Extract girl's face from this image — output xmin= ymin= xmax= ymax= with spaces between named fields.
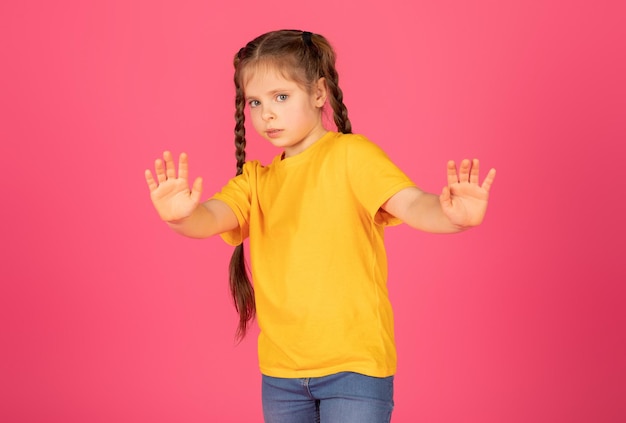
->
xmin=244 ymin=68 xmax=328 ymax=158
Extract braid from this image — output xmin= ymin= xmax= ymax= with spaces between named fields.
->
xmin=307 ymin=32 xmax=352 ymax=134
xmin=234 ymin=84 xmax=247 ymax=175
xmin=228 ymin=57 xmax=255 ymax=342
xmin=228 ymin=244 xmax=255 ymax=342
xmin=325 ymin=68 xmax=352 ymax=134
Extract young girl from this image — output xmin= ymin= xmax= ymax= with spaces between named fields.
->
xmin=145 ymin=29 xmax=496 ymax=423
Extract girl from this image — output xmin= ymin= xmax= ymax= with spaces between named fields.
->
xmin=145 ymin=29 xmax=496 ymax=423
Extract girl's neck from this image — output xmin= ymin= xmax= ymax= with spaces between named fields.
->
xmin=282 ymin=127 xmax=329 ymax=159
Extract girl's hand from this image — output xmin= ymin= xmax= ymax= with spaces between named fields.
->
xmin=440 ymin=159 xmax=496 ymax=228
xmin=145 ymin=151 xmax=203 ymax=222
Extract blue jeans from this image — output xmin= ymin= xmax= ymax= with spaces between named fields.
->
xmin=262 ymin=372 xmax=394 ymax=423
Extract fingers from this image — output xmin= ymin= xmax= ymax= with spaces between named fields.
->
xmin=178 ymin=152 xmax=189 ymax=181
xmin=446 ymin=160 xmax=459 ymax=186
xmin=145 ymin=169 xmax=158 ymax=192
xmin=458 ymin=159 xmax=472 ymax=183
xmin=148 ymin=151 xmax=190 ymax=187
xmin=155 ymin=157 xmax=167 ymax=184
xmin=164 ymin=151 xmax=176 ymax=180
xmin=469 ymin=159 xmax=479 ymax=184
xmin=446 ymin=159 xmax=474 ymax=184
xmin=447 ymin=159 xmax=489 ymax=184
xmin=481 ymin=168 xmax=497 ymax=193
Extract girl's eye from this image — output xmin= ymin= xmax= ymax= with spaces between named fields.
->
xmin=276 ymin=94 xmax=288 ymax=102
xmin=249 ymin=100 xmax=260 ymax=108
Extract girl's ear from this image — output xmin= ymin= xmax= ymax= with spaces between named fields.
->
xmin=314 ymin=77 xmax=328 ymax=108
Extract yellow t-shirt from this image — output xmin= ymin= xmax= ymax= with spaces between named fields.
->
xmin=212 ymin=131 xmax=416 ymax=378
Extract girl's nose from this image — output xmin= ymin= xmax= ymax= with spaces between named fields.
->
xmin=262 ymin=108 xmax=275 ymax=121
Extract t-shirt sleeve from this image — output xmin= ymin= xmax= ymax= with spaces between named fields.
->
xmin=210 ymin=161 xmax=258 ymax=246
xmin=346 ymin=135 xmax=416 ymax=226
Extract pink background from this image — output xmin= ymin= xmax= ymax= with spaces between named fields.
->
xmin=1 ymin=0 xmax=625 ymax=422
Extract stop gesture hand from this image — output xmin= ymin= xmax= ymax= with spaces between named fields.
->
xmin=440 ymin=159 xmax=496 ymax=228
xmin=145 ymin=151 xmax=203 ymax=222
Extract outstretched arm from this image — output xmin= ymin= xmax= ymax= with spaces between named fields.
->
xmin=145 ymin=151 xmax=238 ymax=238
xmin=382 ymin=159 xmax=496 ymax=233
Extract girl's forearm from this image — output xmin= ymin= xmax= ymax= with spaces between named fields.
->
xmin=167 ymin=200 xmax=238 ymax=239
xmin=403 ymin=191 xmax=464 ymax=234
xmin=383 ymin=187 xmax=463 ymax=234
xmin=166 ymin=203 xmax=215 ymax=238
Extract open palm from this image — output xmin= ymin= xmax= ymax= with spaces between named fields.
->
xmin=440 ymin=159 xmax=496 ymax=228
xmin=145 ymin=151 xmax=203 ymax=222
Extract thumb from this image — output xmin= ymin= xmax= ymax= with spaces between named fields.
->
xmin=440 ymin=186 xmax=452 ymax=209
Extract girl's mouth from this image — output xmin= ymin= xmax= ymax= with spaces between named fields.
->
xmin=266 ymin=129 xmax=282 ymax=138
